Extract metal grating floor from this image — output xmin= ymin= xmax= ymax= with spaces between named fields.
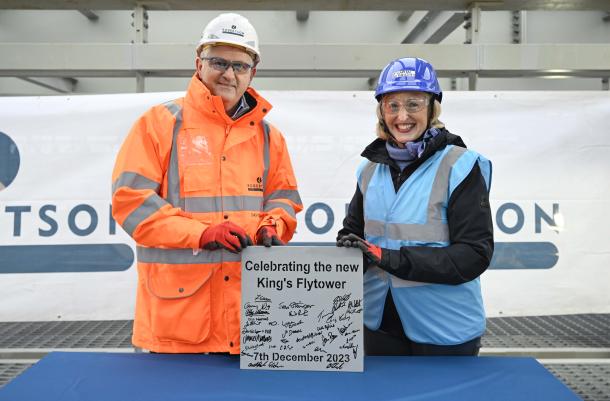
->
xmin=0 ymin=320 xmax=133 ymax=349
xmin=0 ymin=363 xmax=32 ymax=388
xmin=2 ymin=314 xmax=608 ymax=349
xmin=484 ymin=314 xmax=610 ymax=348
xmin=544 ymin=364 xmax=610 ymax=401
xmin=1 ymin=315 xmax=608 ymax=398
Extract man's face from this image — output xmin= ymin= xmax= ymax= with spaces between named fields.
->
xmin=196 ymin=45 xmax=256 ymax=113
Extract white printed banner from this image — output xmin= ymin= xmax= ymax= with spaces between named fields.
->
xmin=0 ymin=91 xmax=609 ymax=321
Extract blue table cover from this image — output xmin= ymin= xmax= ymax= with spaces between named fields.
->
xmin=0 ymin=352 xmax=580 ymax=401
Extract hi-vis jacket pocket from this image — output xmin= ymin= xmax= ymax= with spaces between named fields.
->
xmin=179 ymin=131 xmax=214 ymax=166
xmin=183 ymin=165 xmax=217 ymax=194
xmin=146 ymin=264 xmax=213 ymax=344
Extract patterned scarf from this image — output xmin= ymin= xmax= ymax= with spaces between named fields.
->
xmin=386 ymin=128 xmax=441 ymax=170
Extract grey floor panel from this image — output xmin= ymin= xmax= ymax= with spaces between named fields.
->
xmin=0 ymin=314 xmax=608 ymax=349
xmin=545 ymin=364 xmax=610 ymax=401
xmin=1 ymin=314 xmax=608 ymax=398
xmin=0 ymin=320 xmax=133 ymax=349
xmin=0 ymin=363 xmax=32 ymax=388
xmin=484 ymin=314 xmax=610 ymax=348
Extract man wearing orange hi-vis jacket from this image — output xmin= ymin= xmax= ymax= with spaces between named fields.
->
xmin=111 ymin=13 xmax=303 ymax=354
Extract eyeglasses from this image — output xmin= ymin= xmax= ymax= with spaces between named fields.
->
xmin=201 ymin=56 xmax=253 ymax=74
xmin=381 ymin=98 xmax=429 ymax=115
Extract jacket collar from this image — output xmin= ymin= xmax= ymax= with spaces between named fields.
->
xmin=183 ymin=74 xmax=272 ymax=127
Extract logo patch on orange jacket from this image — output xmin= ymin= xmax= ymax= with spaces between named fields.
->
xmin=248 ymin=177 xmax=263 ymax=192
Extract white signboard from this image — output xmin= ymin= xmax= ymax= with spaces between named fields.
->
xmin=240 ymin=246 xmax=363 ymax=372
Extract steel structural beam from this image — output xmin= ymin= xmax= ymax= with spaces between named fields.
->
xmin=78 ymin=9 xmax=99 ymax=20
xmin=397 ymin=11 xmax=414 ymax=23
xmin=1 ymin=43 xmax=609 ymax=78
xmin=18 ymin=77 xmax=77 ymax=93
xmin=296 ymin=10 xmax=309 ymax=22
xmin=1 ymin=0 xmax=609 ymax=11
xmin=425 ymin=12 xmax=466 ymax=44
xmin=402 ymin=11 xmax=441 ymax=43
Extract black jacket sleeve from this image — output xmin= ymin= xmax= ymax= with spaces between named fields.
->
xmin=337 ymin=186 xmax=365 ymax=240
xmin=379 ymin=163 xmax=494 ymax=285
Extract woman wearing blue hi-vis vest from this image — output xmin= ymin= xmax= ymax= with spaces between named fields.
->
xmin=337 ymin=57 xmax=494 ymax=356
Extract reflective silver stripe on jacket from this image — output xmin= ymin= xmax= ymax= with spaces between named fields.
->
xmin=363 ymin=146 xmax=467 ymax=243
xmin=112 ymin=171 xmax=160 ymax=195
xmin=115 ymin=103 xmax=179 ymax=237
xmin=164 ymin=101 xmax=184 ymax=209
xmin=259 ymin=121 xmax=301 ymax=215
xmin=137 ymin=246 xmax=241 ymax=264
xmin=364 ymin=146 xmax=467 ymax=288
xmin=135 ymin=112 xmax=295 ymax=264
xmin=162 ymin=113 xmax=276 ymax=214
xmin=264 ymin=201 xmax=296 ymax=218
xmin=264 ymin=189 xmax=302 ymax=205
xmin=427 ymin=146 xmax=466 ymax=231
xmin=359 ymin=161 xmax=377 ymax=208
xmin=262 ymin=120 xmax=270 ymax=190
xmin=123 ymin=194 xmax=170 ymax=236
xmin=184 ymin=195 xmax=264 ymax=213
xmin=364 ymin=219 xmax=449 ymax=243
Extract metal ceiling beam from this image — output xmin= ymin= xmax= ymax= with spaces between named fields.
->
xmin=512 ymin=10 xmax=527 ymax=43
xmin=1 ymin=0 xmax=609 ymax=11
xmin=402 ymin=11 xmax=441 ymax=43
xmin=1 ymin=43 xmax=609 ymax=78
xmin=397 ymin=11 xmax=414 ymax=23
xmin=296 ymin=10 xmax=309 ymax=22
xmin=425 ymin=12 xmax=465 ymax=44
xmin=18 ymin=77 xmax=77 ymax=93
xmin=78 ymin=9 xmax=99 ymax=20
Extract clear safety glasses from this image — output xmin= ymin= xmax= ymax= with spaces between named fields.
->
xmin=201 ymin=56 xmax=253 ymax=74
xmin=381 ymin=97 xmax=430 ymax=115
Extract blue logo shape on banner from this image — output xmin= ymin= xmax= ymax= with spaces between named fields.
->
xmin=0 ymin=244 xmax=135 ymax=273
xmin=489 ymin=242 xmax=558 ymax=269
xmin=0 ymin=131 xmax=20 ymax=191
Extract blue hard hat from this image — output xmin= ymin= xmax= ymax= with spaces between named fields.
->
xmin=374 ymin=57 xmax=442 ymax=103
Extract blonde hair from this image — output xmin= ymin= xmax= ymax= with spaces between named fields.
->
xmin=375 ymin=96 xmax=444 ymax=141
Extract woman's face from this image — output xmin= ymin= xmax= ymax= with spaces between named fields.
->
xmin=381 ymin=91 xmax=430 ymax=147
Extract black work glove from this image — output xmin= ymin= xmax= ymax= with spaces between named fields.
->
xmin=337 ymin=233 xmax=362 ymax=248
xmin=336 ymin=233 xmax=385 ymax=272
xmin=256 ymin=226 xmax=285 ymax=247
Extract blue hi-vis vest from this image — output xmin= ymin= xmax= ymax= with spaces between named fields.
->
xmin=357 ymin=145 xmax=492 ymax=345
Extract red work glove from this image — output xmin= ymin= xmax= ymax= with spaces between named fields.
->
xmin=256 ymin=226 xmax=285 ymax=247
xmin=337 ymin=233 xmax=382 ymax=267
xmin=199 ymin=221 xmax=253 ymax=253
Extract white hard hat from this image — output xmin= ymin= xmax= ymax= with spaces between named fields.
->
xmin=197 ymin=13 xmax=260 ymax=63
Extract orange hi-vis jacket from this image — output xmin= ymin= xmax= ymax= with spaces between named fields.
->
xmin=111 ymin=75 xmax=302 ymax=354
